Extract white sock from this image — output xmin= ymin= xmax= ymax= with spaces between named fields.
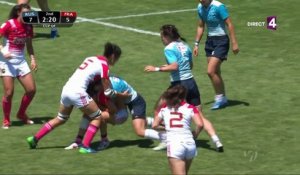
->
xmin=159 ymin=131 xmax=167 ymax=143
xmin=211 ymin=135 xmax=220 ymax=143
xmin=144 ymin=129 xmax=160 ymax=140
xmin=146 ymin=117 xmax=154 ymax=128
xmin=215 ymin=94 xmax=224 ymax=101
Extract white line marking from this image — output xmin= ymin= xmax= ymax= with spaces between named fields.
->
xmin=1 ymin=0 xmax=174 ymax=36
xmin=92 ymin=8 xmax=196 ymax=21
xmin=76 ymin=17 xmax=160 ymax=36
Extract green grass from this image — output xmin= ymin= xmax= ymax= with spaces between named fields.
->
xmin=0 ymin=0 xmax=299 ymax=174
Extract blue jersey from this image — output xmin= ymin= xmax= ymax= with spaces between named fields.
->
xmin=197 ymin=0 xmax=229 ymax=36
xmin=109 ymin=75 xmax=137 ymax=103
xmin=164 ymin=41 xmax=193 ymax=82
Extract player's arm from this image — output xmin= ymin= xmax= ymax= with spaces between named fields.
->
xmin=192 ymin=111 xmax=204 ymax=139
xmin=144 ymin=49 xmax=178 ymax=72
xmin=225 ymin=17 xmax=239 ymax=54
xmin=152 ymin=112 xmax=165 ymax=131
xmin=0 ymin=23 xmax=12 ymax=58
xmin=26 ymin=37 xmax=37 ymax=71
xmin=103 ymin=78 xmax=130 ymax=99
xmin=193 ymin=19 xmax=205 ymax=56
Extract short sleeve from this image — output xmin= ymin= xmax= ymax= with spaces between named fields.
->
xmin=0 ymin=22 xmax=10 ymax=37
xmin=164 ymin=49 xmax=177 ymax=64
xmin=218 ymin=4 xmax=229 ymax=20
xmin=197 ymin=4 xmax=203 ymax=20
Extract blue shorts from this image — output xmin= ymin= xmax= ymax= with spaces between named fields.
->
xmin=205 ymin=35 xmax=229 ymax=61
xmin=170 ymin=78 xmax=201 ymax=106
xmin=127 ymin=93 xmax=146 ymax=119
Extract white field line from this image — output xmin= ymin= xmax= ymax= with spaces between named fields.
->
xmin=0 ymin=1 xmax=193 ymax=36
xmin=91 ymin=8 xmax=196 ymax=21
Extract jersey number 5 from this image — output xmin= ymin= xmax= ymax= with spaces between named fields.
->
xmin=170 ymin=112 xmax=183 ymax=128
xmin=79 ymin=59 xmax=94 ymax=70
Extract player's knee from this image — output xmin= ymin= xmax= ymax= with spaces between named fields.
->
xmin=88 ymin=109 xmax=102 ymax=120
xmin=134 ymin=128 xmax=145 ymax=137
xmin=25 ymin=89 xmax=36 ymax=97
xmin=114 ymin=109 xmax=128 ymax=125
xmin=57 ymin=112 xmax=70 ymax=121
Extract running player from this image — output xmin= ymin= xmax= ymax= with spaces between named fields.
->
xmin=0 ymin=4 xmax=37 ymax=129
xmin=144 ymin=24 xmax=224 ymax=152
xmin=26 ymin=42 xmax=122 ymax=153
xmin=65 ymin=75 xmax=166 ymax=150
xmin=193 ymin=0 xmax=239 ymax=110
xmin=152 ymin=85 xmax=203 ymax=175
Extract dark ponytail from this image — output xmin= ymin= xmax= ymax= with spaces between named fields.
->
xmin=160 ymin=24 xmax=186 ymax=42
xmin=103 ymin=42 xmax=122 ymax=59
xmin=163 ymin=85 xmax=187 ymax=108
xmin=9 ymin=4 xmax=31 ymax=19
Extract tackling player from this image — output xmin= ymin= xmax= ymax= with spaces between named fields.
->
xmin=152 ymin=85 xmax=203 ymax=175
xmin=144 ymin=24 xmax=224 ymax=152
xmin=0 ymin=4 xmax=37 ymax=129
xmin=26 ymin=42 xmax=122 ymax=153
xmin=65 ymin=75 xmax=166 ymax=150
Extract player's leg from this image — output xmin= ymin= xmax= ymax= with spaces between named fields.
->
xmin=168 ymin=158 xmax=186 ymax=175
xmin=79 ymin=100 xmax=110 ymax=153
xmin=17 ymin=72 xmax=36 ymax=124
xmin=1 ymin=76 xmax=14 ymax=129
xmin=185 ymin=159 xmax=193 ymax=175
xmin=36 ymin=0 xmax=50 ymax=11
xmin=197 ymin=106 xmax=224 ymax=152
xmin=27 ymin=104 xmax=73 ymax=149
xmin=64 ymin=115 xmax=90 ymax=150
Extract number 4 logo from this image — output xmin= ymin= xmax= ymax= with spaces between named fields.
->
xmin=267 ymin=16 xmax=277 ymax=30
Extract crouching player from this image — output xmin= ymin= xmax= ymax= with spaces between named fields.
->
xmin=152 ymin=85 xmax=203 ymax=175
xmin=26 ymin=42 xmax=122 ymax=154
xmin=65 ymin=75 xmax=166 ymax=150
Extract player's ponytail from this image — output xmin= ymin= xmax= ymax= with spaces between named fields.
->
xmin=160 ymin=24 xmax=186 ymax=42
xmin=103 ymin=42 xmax=122 ymax=61
xmin=9 ymin=4 xmax=31 ymax=19
xmin=163 ymin=85 xmax=187 ymax=108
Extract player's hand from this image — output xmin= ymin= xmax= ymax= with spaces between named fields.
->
xmin=193 ymin=46 xmax=199 ymax=57
xmin=0 ymin=47 xmax=12 ymax=59
xmin=232 ymin=42 xmax=239 ymax=55
xmin=144 ymin=65 xmax=156 ymax=72
xmin=30 ymin=58 xmax=38 ymax=72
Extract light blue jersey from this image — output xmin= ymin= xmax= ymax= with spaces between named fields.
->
xmin=164 ymin=41 xmax=193 ymax=82
xmin=197 ymin=0 xmax=229 ymax=36
xmin=109 ymin=75 xmax=137 ymax=104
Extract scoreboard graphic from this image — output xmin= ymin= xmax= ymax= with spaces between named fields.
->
xmin=22 ymin=11 xmax=77 ymax=27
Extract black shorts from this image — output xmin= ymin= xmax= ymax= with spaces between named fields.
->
xmin=170 ymin=78 xmax=201 ymax=106
xmin=205 ymin=35 xmax=229 ymax=61
xmin=127 ymin=93 xmax=146 ymax=120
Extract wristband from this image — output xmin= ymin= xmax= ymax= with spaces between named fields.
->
xmin=194 ymin=41 xmax=199 ymax=46
xmin=154 ymin=67 xmax=160 ymax=72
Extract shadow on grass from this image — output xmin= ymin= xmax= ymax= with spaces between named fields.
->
xmin=11 ymin=116 xmax=52 ymax=126
xmin=195 ymin=139 xmax=217 ymax=152
xmin=204 ymin=99 xmax=250 ymax=108
xmin=33 ymin=32 xmax=60 ymax=41
xmin=91 ymin=139 xmax=154 ymax=150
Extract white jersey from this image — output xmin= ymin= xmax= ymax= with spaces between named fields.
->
xmin=64 ymin=56 xmax=109 ymax=92
xmin=158 ymin=101 xmax=199 ymax=142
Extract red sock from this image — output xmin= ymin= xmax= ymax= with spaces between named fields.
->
xmin=2 ymin=97 xmax=12 ymax=124
xmin=35 ymin=122 xmax=53 ymax=140
xmin=17 ymin=94 xmax=34 ymax=117
xmin=82 ymin=124 xmax=98 ymax=148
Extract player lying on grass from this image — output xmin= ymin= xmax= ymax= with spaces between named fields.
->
xmin=26 ymin=42 xmax=123 ymax=154
xmin=65 ymin=75 xmax=166 ymax=151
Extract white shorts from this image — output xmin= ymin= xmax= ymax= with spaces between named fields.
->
xmin=167 ymin=140 xmax=197 ymax=160
xmin=60 ymin=86 xmax=93 ymax=108
xmin=0 ymin=60 xmax=31 ymax=77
